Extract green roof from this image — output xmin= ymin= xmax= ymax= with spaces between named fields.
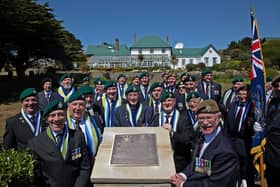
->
xmin=131 ymin=36 xmax=171 ymax=48
xmin=172 ymin=44 xmax=219 ymax=57
xmin=86 ymin=43 xmax=130 ymax=56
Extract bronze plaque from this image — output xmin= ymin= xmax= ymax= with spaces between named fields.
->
xmin=111 ymin=133 xmax=159 ymax=166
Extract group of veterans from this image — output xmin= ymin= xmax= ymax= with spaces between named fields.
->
xmin=2 ymin=68 xmax=280 ymax=187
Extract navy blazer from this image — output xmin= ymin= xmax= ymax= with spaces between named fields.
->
xmin=37 ymin=90 xmax=63 ymax=112
xmin=182 ymin=129 xmax=239 ymax=187
xmin=197 ymin=80 xmax=222 ymax=103
xmin=3 ymin=112 xmax=46 ymax=150
xmin=28 ymin=129 xmax=90 ymax=187
xmin=113 ymin=103 xmax=154 ymax=127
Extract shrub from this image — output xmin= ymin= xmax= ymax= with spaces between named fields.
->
xmin=0 ymin=149 xmax=35 ymax=187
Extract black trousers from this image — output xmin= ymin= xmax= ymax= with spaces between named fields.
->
xmin=266 ymin=164 xmax=280 ymax=187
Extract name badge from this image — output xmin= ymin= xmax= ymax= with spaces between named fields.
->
xmin=71 ymin=147 xmax=81 ymax=160
xmin=195 ymin=157 xmax=212 ymax=176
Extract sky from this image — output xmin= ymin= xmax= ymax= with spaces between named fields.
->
xmin=38 ymin=0 xmax=280 ymax=50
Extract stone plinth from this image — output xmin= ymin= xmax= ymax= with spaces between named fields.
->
xmin=91 ymin=127 xmax=175 ymax=186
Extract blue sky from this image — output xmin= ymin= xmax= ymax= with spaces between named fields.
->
xmin=38 ymin=0 xmax=279 ymax=50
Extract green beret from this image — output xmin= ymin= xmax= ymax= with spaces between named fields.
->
xmin=201 ymin=68 xmax=212 ymax=77
xmin=68 ymin=91 xmax=85 ymax=103
xmin=176 ymin=81 xmax=185 ymax=88
xmin=117 ymin=74 xmax=126 ymax=80
xmin=232 ymin=76 xmax=244 ymax=83
xmin=79 ymin=85 xmax=93 ymax=95
xmin=43 ymin=99 xmax=65 ymax=117
xmin=160 ymin=91 xmax=175 ymax=102
xmin=19 ymin=88 xmax=37 ymax=101
xmin=180 ymin=73 xmax=188 ymax=79
xmin=167 ymin=73 xmax=177 ymax=79
xmin=94 ymin=78 xmax=104 ymax=85
xmin=266 ymin=76 xmax=272 ymax=82
xmin=104 ymin=80 xmax=116 ymax=90
xmin=125 ymin=85 xmax=139 ymax=95
xmin=139 ymin=72 xmax=149 ymax=79
xmin=82 ymin=76 xmax=90 ymax=82
xmin=272 ymin=75 xmax=280 ymax=87
xmin=59 ymin=73 xmax=71 ymax=84
xmin=196 ymin=99 xmax=220 ymax=114
xmin=186 ymin=92 xmax=200 ymax=102
xmin=184 ymin=75 xmax=196 ymax=82
xmin=150 ymin=82 xmax=162 ymax=91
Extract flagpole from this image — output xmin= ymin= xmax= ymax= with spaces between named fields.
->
xmin=249 ymin=7 xmax=266 ymax=187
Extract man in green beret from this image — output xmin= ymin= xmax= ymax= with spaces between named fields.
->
xmin=222 ymin=76 xmax=245 ymax=108
xmin=131 ymin=75 xmax=140 ymax=86
xmin=95 ymin=80 xmax=123 ymax=128
xmin=148 ymin=82 xmax=163 ymax=110
xmin=67 ymin=91 xmax=102 ymax=163
xmin=82 ymin=76 xmax=90 ymax=86
xmin=116 ymin=74 xmax=128 ymax=99
xmin=57 ymin=73 xmax=76 ymax=103
xmin=184 ymin=74 xmax=197 ymax=94
xmin=158 ymin=91 xmax=195 ymax=172
xmin=28 ymin=99 xmax=90 ymax=187
xmin=161 ymin=72 xmax=169 ymax=89
xmin=225 ymin=85 xmax=256 ymax=187
xmin=186 ymin=92 xmax=202 ymax=129
xmin=175 ymin=81 xmax=188 ymax=112
xmin=37 ymin=77 xmax=63 ymax=112
xmin=170 ymin=99 xmax=239 ymax=187
xmin=138 ymin=71 xmax=151 ymax=103
xmin=197 ymin=68 xmax=222 ymax=103
xmin=93 ymin=77 xmax=105 ymax=103
xmin=165 ymin=73 xmax=177 ymax=94
xmin=79 ymin=85 xmax=104 ymax=132
xmin=4 ymin=88 xmax=45 ymax=150
xmin=114 ymin=85 xmax=154 ymax=127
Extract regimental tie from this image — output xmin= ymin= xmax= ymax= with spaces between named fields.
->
xmin=30 ymin=115 xmax=36 ymax=128
xmin=165 ymin=114 xmax=170 ymax=124
xmin=205 ymin=83 xmax=210 ymax=98
xmin=154 ymin=100 xmax=159 ymax=114
xmin=56 ymin=133 xmax=62 ymax=147
xmin=235 ymin=103 xmax=244 ymax=132
xmin=45 ymin=92 xmax=51 ymax=103
xmin=197 ymin=134 xmax=205 ymax=157
xmin=75 ymin=120 xmax=81 ymax=130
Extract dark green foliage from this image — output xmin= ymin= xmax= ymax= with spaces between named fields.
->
xmin=0 ymin=0 xmax=85 ymax=77
xmin=0 ymin=149 xmax=35 ymax=187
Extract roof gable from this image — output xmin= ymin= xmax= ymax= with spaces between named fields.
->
xmin=131 ymin=36 xmax=171 ymax=48
xmin=173 ymin=44 xmax=219 ymax=57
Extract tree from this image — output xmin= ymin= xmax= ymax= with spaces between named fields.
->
xmin=0 ymin=0 xmax=85 ymax=77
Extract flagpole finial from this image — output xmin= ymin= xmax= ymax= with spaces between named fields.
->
xmin=250 ymin=7 xmax=254 ymax=16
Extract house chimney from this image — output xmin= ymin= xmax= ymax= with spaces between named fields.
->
xmin=115 ymin=38 xmax=119 ymax=51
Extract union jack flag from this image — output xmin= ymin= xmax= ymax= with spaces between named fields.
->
xmin=250 ymin=9 xmax=266 ymax=146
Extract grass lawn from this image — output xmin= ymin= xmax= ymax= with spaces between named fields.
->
xmin=0 ymin=102 xmax=21 ymax=143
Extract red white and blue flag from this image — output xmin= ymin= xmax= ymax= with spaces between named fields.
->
xmin=249 ymin=9 xmax=266 ymax=146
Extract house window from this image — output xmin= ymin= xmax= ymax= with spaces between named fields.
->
xmin=209 ymin=49 xmax=212 ymax=53
xmin=189 ymin=59 xmax=193 ymax=64
xmin=213 ymin=57 xmax=217 ymax=64
xmin=150 ymin=49 xmax=154 ymax=54
xmin=182 ymin=59 xmax=186 ymax=66
xmin=139 ymin=49 xmax=142 ymax=54
xmin=161 ymin=48 xmax=165 ymax=53
xmin=204 ymin=57 xmax=209 ymax=65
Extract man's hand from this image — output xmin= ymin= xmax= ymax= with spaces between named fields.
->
xmin=170 ymin=173 xmax=185 ymax=187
